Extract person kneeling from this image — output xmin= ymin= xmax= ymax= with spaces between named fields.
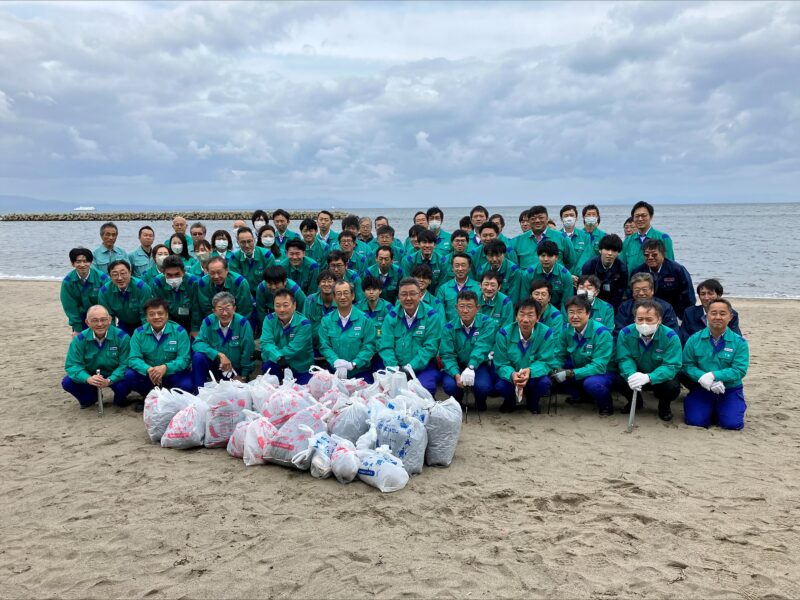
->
xmin=191 ymin=291 xmax=255 ymax=391
xmin=492 ymin=298 xmax=557 ymax=414
xmin=440 ymin=290 xmax=498 ymax=411
xmin=553 ymin=295 xmax=615 ymax=415
xmin=682 ymin=298 xmax=749 ymax=430
xmin=126 ymin=298 xmax=193 ymax=410
xmin=259 ymin=288 xmax=314 ymax=384
xmin=615 ymin=299 xmax=682 ymax=421
xmin=318 ymin=279 xmax=378 ymax=382
xmin=62 ymin=305 xmax=136 ymax=408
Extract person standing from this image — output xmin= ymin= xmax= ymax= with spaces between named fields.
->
xmin=93 ymin=222 xmax=128 ymax=273
xmin=61 ymin=247 xmax=109 ymax=335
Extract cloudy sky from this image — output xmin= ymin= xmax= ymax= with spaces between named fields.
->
xmin=0 ymin=1 xmax=798 ymax=208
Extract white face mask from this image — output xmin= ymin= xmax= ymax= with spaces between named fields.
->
xmin=261 ymin=236 xmax=275 ymax=247
xmin=254 ymin=219 xmax=266 ymax=229
xmin=576 ymin=289 xmax=595 ymax=302
xmin=215 ymin=240 xmax=229 ymax=251
xmin=171 ymin=244 xmax=183 ymax=254
xmin=166 ymin=276 xmax=183 ymax=290
xmin=429 ymin=220 xmax=441 ymax=231
xmin=636 ymin=322 xmax=659 ymax=337
xmin=155 ymin=255 xmax=167 ymax=267
xmin=562 ymin=217 xmax=576 ymax=228
xmin=196 ymin=251 xmax=210 ymax=262
xmin=584 ymin=216 xmax=598 ymax=227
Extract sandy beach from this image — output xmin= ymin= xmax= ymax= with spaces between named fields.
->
xmin=1 ymin=280 xmax=798 ymax=599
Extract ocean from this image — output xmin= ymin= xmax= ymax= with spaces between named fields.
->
xmin=0 ymin=202 xmax=796 ymax=299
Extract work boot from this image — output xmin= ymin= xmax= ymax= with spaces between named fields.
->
xmin=499 ymin=399 xmax=516 ymax=413
xmin=658 ymin=399 xmax=673 ymax=422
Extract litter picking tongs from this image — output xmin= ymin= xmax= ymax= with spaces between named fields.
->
xmin=626 ymin=389 xmax=639 ymax=433
xmin=462 ymin=385 xmax=481 ymax=424
xmin=95 ymin=369 xmax=104 ymax=416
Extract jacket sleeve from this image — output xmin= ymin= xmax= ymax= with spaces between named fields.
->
xmin=492 ymin=329 xmax=515 ymax=382
xmin=615 ymin=333 xmax=638 ymax=380
xmin=281 ymin=320 xmax=313 ymax=363
xmin=352 ymin=318 xmax=378 ymax=372
xmin=317 ymin=316 xmax=339 ymax=366
xmin=234 ymin=279 xmax=253 ymax=318
xmin=573 ymin=328 xmax=613 ymax=379
xmin=712 ymin=339 xmax=749 ymax=385
xmin=165 ymin=329 xmax=191 ymax=375
xmin=439 ymin=325 xmax=460 ymax=376
xmin=64 ymin=337 xmax=91 ymax=383
xmin=530 ymin=327 xmax=557 ymax=378
xmin=137 ymin=281 xmax=154 ymax=323
xmin=662 ymin=304 xmax=679 ymax=333
xmin=681 ymin=337 xmax=706 ymax=383
xmin=648 ymin=332 xmax=683 ymax=384
xmin=408 ymin=311 xmax=442 ymax=371
xmin=239 ymin=320 xmax=255 ymax=377
xmin=255 ymin=284 xmax=268 ymax=324
xmin=259 ymin=321 xmax=281 ymax=364
xmin=60 ymin=280 xmax=84 ymax=332
xmin=379 ymin=317 xmax=399 ymax=367
xmin=468 ymin=319 xmax=498 ymax=369
xmin=109 ymin=334 xmax=131 ymax=383
xmin=191 ymin=318 xmax=219 ymax=361
xmin=127 ymin=333 xmax=150 ymax=376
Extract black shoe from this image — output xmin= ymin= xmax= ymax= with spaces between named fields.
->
xmin=658 ymin=400 xmax=673 ymax=422
xmin=132 ymin=401 xmax=145 ymax=413
xmin=622 ymin=397 xmax=644 ymax=413
xmin=475 ymin=400 xmax=488 ymax=412
xmin=499 ymin=401 xmax=516 ymax=413
xmin=79 ymin=401 xmax=97 ymax=410
xmin=527 ymin=403 xmax=541 ymax=414
xmin=599 ymin=407 xmax=613 ymax=416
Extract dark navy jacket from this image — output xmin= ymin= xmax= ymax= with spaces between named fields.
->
xmin=581 ymin=256 xmax=628 ymax=310
xmin=679 ymin=304 xmax=741 ymax=345
xmin=614 ymin=297 xmax=678 ymax=338
xmin=631 ymin=258 xmax=695 ymax=319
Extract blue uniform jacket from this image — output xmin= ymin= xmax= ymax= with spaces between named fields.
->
xmin=631 ymin=258 xmax=696 ymax=319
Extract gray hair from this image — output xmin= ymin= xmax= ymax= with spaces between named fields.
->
xmin=334 ymin=279 xmax=354 ymax=295
xmin=630 ymin=272 xmax=655 ymax=289
xmin=212 ymin=291 xmax=236 ymax=308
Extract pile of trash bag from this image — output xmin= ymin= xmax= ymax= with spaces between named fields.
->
xmin=142 ymin=367 xmax=463 ymax=493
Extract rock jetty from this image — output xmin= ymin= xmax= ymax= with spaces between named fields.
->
xmin=0 ymin=210 xmax=348 ymax=222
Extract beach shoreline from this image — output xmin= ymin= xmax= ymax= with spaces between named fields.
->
xmin=1 ymin=280 xmax=798 ymax=599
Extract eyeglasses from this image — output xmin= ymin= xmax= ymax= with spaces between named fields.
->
xmin=398 ymin=292 xmax=419 ymax=299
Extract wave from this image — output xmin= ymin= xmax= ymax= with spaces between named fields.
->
xmin=0 ymin=273 xmax=62 ymax=281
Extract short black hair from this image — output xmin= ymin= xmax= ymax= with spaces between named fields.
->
xmin=143 ymin=297 xmax=170 ymax=314
xmin=577 ymin=274 xmax=601 ymax=289
xmin=479 ymin=222 xmax=499 ymax=235
xmin=326 ymin=249 xmax=346 ymax=265
xmin=273 ymin=288 xmax=296 ymax=302
xmin=559 ymin=204 xmax=578 ymax=218
xmin=162 ymin=255 xmax=185 ymax=272
xmin=489 ymin=213 xmax=505 ymax=228
xmin=317 ymin=269 xmax=336 ymax=283
xmin=518 ymin=209 xmax=530 ymax=223
xmin=642 ymin=238 xmax=666 ymax=255
xmin=362 ymin=274 xmax=382 ymax=291
xmin=300 ymin=218 xmax=318 ymax=231
xmin=426 ymin=206 xmax=444 ymax=219
xmin=410 ymin=264 xmax=433 ymax=279
xmin=413 ymin=211 xmax=427 ymax=222
xmin=529 ymin=205 xmax=548 ymax=217
xmin=598 ymin=234 xmax=623 ymax=252
xmin=337 ymin=230 xmax=356 ymax=243
xmin=251 ymin=209 xmax=269 ymax=225
xmin=631 ymin=201 xmax=654 ymax=218
xmin=342 ymin=214 xmax=360 ymax=230
xmin=633 ymin=298 xmax=663 ymax=318
xmin=564 ymin=294 xmax=592 ymax=313
xmin=318 ymin=210 xmax=334 ymax=219
xmin=272 ymin=209 xmax=290 ymax=221
xmin=529 ymin=278 xmax=552 ymax=294
xmin=456 ymin=290 xmax=478 ymax=305
xmin=537 ymin=240 xmax=559 ymax=256
xmin=707 ymin=298 xmax=734 ymax=312
xmin=417 ymin=230 xmax=437 ymax=244
xmin=450 ymin=228 xmax=469 ymax=242
xmin=107 ymin=259 xmax=131 ymax=273
xmin=697 ymin=278 xmax=724 ymax=296
xmin=582 ymin=204 xmax=600 ymax=218
xmin=285 ymin=239 xmax=306 ymax=252
xmin=375 ymin=245 xmax=394 ymax=259
xmin=516 ymin=297 xmax=542 ymax=317
xmin=264 ymin=265 xmax=288 ymax=284
xmin=69 ymin=247 xmax=93 ymax=263
xmin=408 ymin=224 xmax=426 ymax=238
xmin=480 ymin=269 xmax=503 ymax=285
xmin=459 ymin=216 xmax=472 ymax=229
xmin=483 ymin=239 xmax=507 ymax=256
xmin=138 ymin=225 xmax=154 ymax=237
xmin=211 ymin=229 xmax=234 ymax=247
xmin=451 ymin=251 xmax=472 ymax=265
xmin=376 ymin=225 xmax=395 ymax=237
xmin=470 ymin=205 xmax=489 ymax=218
xmin=100 ymin=222 xmax=118 ymax=234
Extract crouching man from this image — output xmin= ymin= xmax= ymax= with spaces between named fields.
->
xmin=682 ymin=298 xmax=749 ymax=430
xmin=615 ymin=299 xmax=682 ymax=421
xmin=260 ymin=288 xmax=314 ymax=384
xmin=191 ymin=291 xmax=255 ymax=391
xmin=126 ymin=298 xmax=193 ymax=410
xmin=62 ymin=305 xmax=135 ymax=408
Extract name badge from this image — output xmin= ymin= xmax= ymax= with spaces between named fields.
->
xmin=602 ymin=283 xmax=611 ymax=292
xmin=178 ymin=307 xmax=190 ymax=315
xmin=586 ymin=344 xmax=593 ymax=349
xmin=110 ymin=346 xmax=118 ymax=351
xmin=232 ymin=336 xmax=239 ymax=340
xmin=724 ymin=347 xmax=733 ymax=352
xmin=169 ymin=340 xmax=177 ymax=344
xmin=354 ymin=326 xmax=361 ymax=331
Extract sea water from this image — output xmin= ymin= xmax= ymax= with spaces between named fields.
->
xmin=0 ymin=202 xmax=796 ymax=298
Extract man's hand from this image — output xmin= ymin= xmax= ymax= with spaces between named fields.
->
xmin=148 ymin=365 xmax=168 ymax=386
xmin=86 ymin=374 xmax=110 ymax=388
xmin=218 ymin=352 xmax=233 ymax=373
xmin=455 ymin=374 xmax=464 ymax=389
xmin=698 ymin=372 xmax=715 ymax=391
xmin=512 ymin=368 xmax=530 ymax=387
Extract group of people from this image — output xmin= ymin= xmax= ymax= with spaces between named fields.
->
xmin=60 ymin=202 xmax=749 ymax=430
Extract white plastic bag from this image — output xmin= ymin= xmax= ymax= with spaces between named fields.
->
xmin=425 ymin=397 xmax=463 ymax=467
xmin=395 ymin=393 xmax=435 ymax=425
xmin=227 ymin=410 xmax=259 ymax=458
xmin=355 ymin=423 xmax=378 ymax=451
xmin=263 ymin=404 xmax=329 ymax=468
xmin=291 ymin=427 xmax=338 ymax=478
xmin=161 ymin=400 xmax=209 ymax=449
xmin=307 ymin=365 xmax=340 ymax=400
xmin=200 ymin=379 xmax=251 ymax=448
xmin=388 ymin=368 xmax=408 ymax=398
xmin=248 ymin=375 xmax=279 ymax=415
xmin=143 ymin=387 xmax=192 ymax=443
xmin=243 ymin=414 xmax=279 ymax=466
xmin=328 ymin=398 xmax=370 ymax=444
xmin=330 ymin=438 xmax=360 ymax=484
xmin=357 ymin=445 xmax=410 ymax=492
xmin=375 ymin=411 xmax=428 ymax=475
xmin=259 ymin=385 xmax=316 ymax=429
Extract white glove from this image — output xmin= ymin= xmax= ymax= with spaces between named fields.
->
xmin=333 ymin=359 xmax=354 ymax=371
xmin=335 ymin=367 xmax=348 ymax=380
xmin=460 ymin=367 xmax=475 ymax=387
xmin=698 ymin=372 xmax=715 ymax=391
xmin=710 ymin=381 xmax=726 ymax=395
xmin=553 ymin=370 xmax=567 ymax=383
xmin=627 ymin=372 xmax=650 ymax=391
xmin=488 ymin=351 xmax=495 ymax=361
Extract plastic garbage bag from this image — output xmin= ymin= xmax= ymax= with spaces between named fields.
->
xmin=395 ymin=393 xmax=435 ymax=425
xmin=161 ymin=400 xmax=209 ymax=449
xmin=259 ymin=385 xmax=316 ymax=429
xmin=425 ymin=397 xmax=463 ymax=467
xmin=375 ymin=410 xmax=428 ymax=475
xmin=199 ymin=379 xmax=251 ymax=448
xmin=227 ymin=410 xmax=259 ymax=458
xmin=355 ymin=423 xmax=378 ymax=451
xmin=307 ymin=365 xmax=347 ymax=400
xmin=388 ymin=368 xmax=408 ymax=397
xmin=357 ymin=445 xmax=409 ymax=492
xmin=263 ymin=404 xmax=329 ymax=468
xmin=143 ymin=387 xmax=192 ymax=443
xmin=330 ymin=438 xmax=360 ymax=484
xmin=248 ymin=374 xmax=279 ymax=415
xmin=291 ymin=427 xmax=338 ymax=478
xmin=328 ymin=398 xmax=370 ymax=444
xmin=243 ymin=414 xmax=279 ymax=466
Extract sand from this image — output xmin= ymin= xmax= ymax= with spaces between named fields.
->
xmin=1 ymin=280 xmax=798 ymax=599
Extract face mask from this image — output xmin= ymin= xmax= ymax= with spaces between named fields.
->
xmin=155 ymin=255 xmax=167 ymax=267
xmin=166 ymin=276 xmax=183 ymax=290
xmin=196 ymin=251 xmax=210 ymax=262
xmin=562 ymin=217 xmax=576 ymax=228
xmin=636 ymin=323 xmax=658 ymax=337
xmin=215 ymin=240 xmax=229 ymax=251
xmin=261 ymin=236 xmax=275 ymax=247
xmin=429 ymin=220 xmax=441 ymax=231
xmin=171 ymin=244 xmax=183 ymax=254
xmin=584 ymin=216 xmax=598 ymax=226
xmin=254 ymin=219 xmax=266 ymax=229
xmin=576 ymin=289 xmax=595 ymax=302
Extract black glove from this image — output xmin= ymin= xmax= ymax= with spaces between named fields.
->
xmin=277 ymin=356 xmax=289 ymax=368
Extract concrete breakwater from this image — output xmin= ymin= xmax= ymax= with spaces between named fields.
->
xmin=0 ymin=210 xmax=348 ymax=222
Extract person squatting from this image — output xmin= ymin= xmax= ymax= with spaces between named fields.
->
xmin=60 ymin=203 xmax=748 ymax=430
